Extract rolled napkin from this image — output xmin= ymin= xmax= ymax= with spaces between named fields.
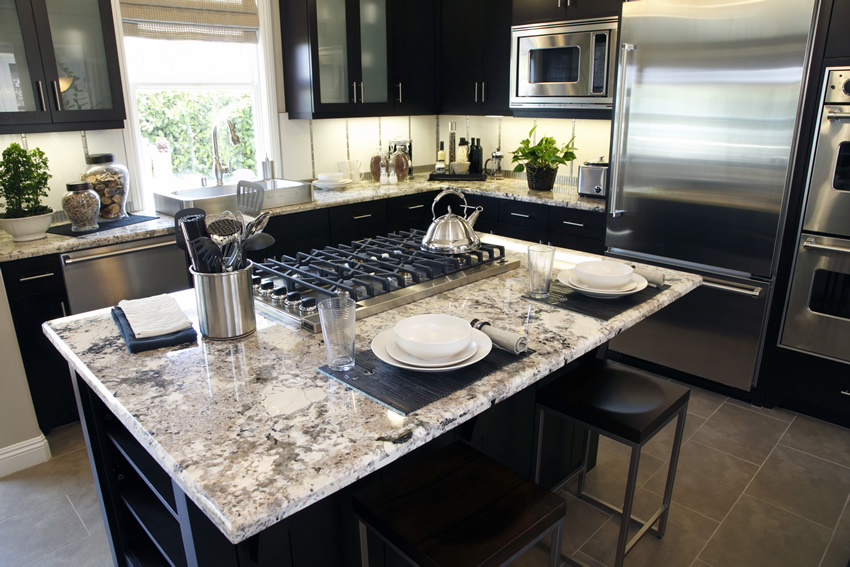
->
xmin=118 ymin=294 xmax=193 ymax=338
xmin=470 ymin=319 xmax=527 ymax=355
xmin=632 ymin=265 xmax=665 ymax=287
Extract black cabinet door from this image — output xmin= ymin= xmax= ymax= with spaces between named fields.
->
xmin=261 ymin=208 xmax=330 ymax=259
xmin=328 ymin=200 xmax=388 ymax=245
xmin=825 ymin=0 xmax=850 ymax=59
xmin=512 ymin=0 xmax=621 ymax=25
xmin=388 ymin=1 xmax=438 ymax=115
xmin=387 ymin=190 xmax=440 ymax=233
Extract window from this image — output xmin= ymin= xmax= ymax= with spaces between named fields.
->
xmin=119 ymin=0 xmax=275 ymax=209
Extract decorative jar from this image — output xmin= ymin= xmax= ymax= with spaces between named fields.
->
xmin=82 ymin=153 xmax=129 ymax=222
xmin=62 ymin=182 xmax=100 ymax=232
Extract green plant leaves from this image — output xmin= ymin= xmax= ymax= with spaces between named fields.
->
xmin=0 ymin=143 xmax=52 ymax=218
xmin=510 ymin=125 xmax=577 ymax=171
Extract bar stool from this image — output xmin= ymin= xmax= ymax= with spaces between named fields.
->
xmin=534 ymin=359 xmax=690 ymax=567
xmin=353 ymin=441 xmax=566 ymax=566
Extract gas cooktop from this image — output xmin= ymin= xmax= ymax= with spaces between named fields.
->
xmin=251 ymin=229 xmax=519 ymax=332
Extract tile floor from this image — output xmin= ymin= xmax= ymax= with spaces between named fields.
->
xmin=1 ymin=381 xmax=849 ymax=567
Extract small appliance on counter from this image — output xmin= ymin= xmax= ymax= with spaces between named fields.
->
xmin=578 ymin=157 xmax=608 ymax=198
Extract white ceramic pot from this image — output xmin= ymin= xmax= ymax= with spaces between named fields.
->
xmin=0 ymin=211 xmax=54 ymax=241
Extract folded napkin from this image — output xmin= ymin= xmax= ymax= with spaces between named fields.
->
xmin=632 ymin=265 xmax=665 ymax=287
xmin=112 ymin=307 xmax=197 ymax=354
xmin=471 ymin=320 xmax=527 ymax=355
xmin=118 ymin=294 xmax=193 ymax=338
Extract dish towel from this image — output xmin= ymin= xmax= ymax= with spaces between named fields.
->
xmin=471 ymin=320 xmax=527 ymax=355
xmin=111 ymin=306 xmax=197 ymax=354
xmin=118 ymin=294 xmax=193 ymax=338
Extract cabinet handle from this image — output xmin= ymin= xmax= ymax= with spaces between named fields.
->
xmin=52 ymin=81 xmax=62 ymax=111
xmin=842 ymin=390 xmax=850 ymax=397
xmin=360 ymin=82 xmax=364 ymax=103
xmin=562 ymin=220 xmax=585 ymax=227
xmin=352 ymin=214 xmax=372 ymax=220
xmin=61 ymin=241 xmax=176 ymax=265
xmin=60 ymin=301 xmax=67 ymax=317
xmin=481 ymin=81 xmax=486 ymax=102
xmin=407 ymin=204 xmax=424 ymax=210
xmin=352 ymin=81 xmax=358 ymax=104
xmin=19 ymin=272 xmax=55 ymax=282
xmin=397 ymin=82 xmax=403 ymax=103
xmin=36 ymin=81 xmax=46 ymax=111
xmin=511 ymin=212 xmax=531 ymax=218
xmin=702 ymin=280 xmax=762 ymax=297
xmin=474 ymin=82 xmax=478 ymax=103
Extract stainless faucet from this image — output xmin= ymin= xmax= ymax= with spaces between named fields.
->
xmin=212 ymin=119 xmax=241 ymax=186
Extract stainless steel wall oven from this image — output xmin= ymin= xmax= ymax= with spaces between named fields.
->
xmin=781 ymin=67 xmax=850 ymax=365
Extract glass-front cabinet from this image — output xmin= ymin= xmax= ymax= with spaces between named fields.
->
xmin=0 ymin=0 xmax=125 ymax=133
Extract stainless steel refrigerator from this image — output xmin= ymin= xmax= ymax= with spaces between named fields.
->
xmin=606 ymin=0 xmax=819 ymax=391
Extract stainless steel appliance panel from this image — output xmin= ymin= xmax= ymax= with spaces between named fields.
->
xmin=610 ymin=265 xmax=770 ymax=391
xmin=607 ymin=0 xmax=817 ymax=277
xmin=61 ymin=236 xmax=190 ymax=314
xmin=802 ymin=69 xmax=850 ymax=237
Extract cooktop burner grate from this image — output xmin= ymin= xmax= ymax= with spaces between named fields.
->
xmin=252 ymin=229 xmax=518 ymax=332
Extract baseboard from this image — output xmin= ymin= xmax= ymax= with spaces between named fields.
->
xmin=0 ymin=434 xmax=51 ymax=477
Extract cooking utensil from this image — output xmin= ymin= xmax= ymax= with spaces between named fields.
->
xmin=206 ymin=211 xmax=243 ymax=248
xmin=420 ymin=189 xmax=483 ymax=254
xmin=174 ymin=208 xmax=205 ymax=251
xmin=237 ymin=180 xmax=265 ymax=217
xmin=243 ymin=232 xmax=275 ymax=252
xmin=189 ymin=237 xmax=222 ymax=273
xmin=244 ymin=211 xmax=270 ymax=239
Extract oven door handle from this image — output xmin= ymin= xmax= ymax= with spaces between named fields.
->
xmin=826 ymin=110 xmax=850 ymax=121
xmin=803 ymin=238 xmax=850 ymax=254
xmin=702 ymin=279 xmax=762 ymax=297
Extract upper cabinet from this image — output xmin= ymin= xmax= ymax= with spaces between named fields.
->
xmin=281 ymin=0 xmax=437 ymax=119
xmin=512 ymin=0 xmax=621 ymax=25
xmin=440 ymin=0 xmax=512 ymax=116
xmin=0 ymin=0 xmax=126 ymax=134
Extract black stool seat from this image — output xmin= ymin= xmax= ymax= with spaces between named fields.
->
xmin=536 ymin=361 xmax=690 ymax=445
xmin=353 ymin=441 xmax=566 ymax=567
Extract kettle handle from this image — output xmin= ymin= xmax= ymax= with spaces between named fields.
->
xmin=431 ymin=188 xmax=467 ymax=220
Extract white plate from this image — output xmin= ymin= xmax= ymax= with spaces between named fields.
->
xmin=386 ymin=337 xmax=478 ymax=368
xmin=569 ymin=272 xmax=637 ymax=293
xmin=557 ymin=269 xmax=648 ymax=299
xmin=371 ymin=328 xmax=492 ymax=372
xmin=312 ymin=178 xmax=353 ymax=190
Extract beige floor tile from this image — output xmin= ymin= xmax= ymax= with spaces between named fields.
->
xmin=68 ymin=486 xmax=105 ymax=534
xmin=689 ymin=402 xmax=790 ymax=465
xmin=22 ymin=527 xmax=113 ymax=567
xmin=581 ymin=436 xmax=666 ymax=510
xmin=779 ymin=414 xmax=850 ymax=469
xmin=46 ymin=421 xmax=86 ymax=458
xmin=675 ymin=384 xmax=727 ymax=420
xmin=0 ymin=449 xmax=94 ymax=522
xmin=574 ymin=550 xmax=607 ymax=566
xmin=556 ymin=492 xmax=612 ymax=556
xmin=693 ymin=560 xmax=713 ymax=566
xmin=821 ymin=497 xmax=850 ymax=567
xmin=580 ymin=496 xmax=718 ymax=567
xmin=0 ymin=496 xmax=90 ymax=566
xmin=644 ymin=440 xmax=759 ymax=521
xmin=699 ymin=494 xmax=832 ymax=567
xmin=746 ymin=444 xmax=850 ymax=528
xmin=642 ymin=411 xmax=705 ymax=461
xmin=725 ymin=398 xmax=796 ymax=423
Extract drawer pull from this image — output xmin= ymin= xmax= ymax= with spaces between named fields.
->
xmin=19 ymin=272 xmax=55 ymax=282
xmin=407 ymin=204 xmax=424 ymax=210
xmin=60 ymin=301 xmax=67 ymax=317
xmin=352 ymin=214 xmax=372 ymax=220
xmin=511 ymin=213 xmax=531 ymax=218
xmin=562 ymin=221 xmax=585 ymax=227
xmin=842 ymin=390 xmax=850 ymax=397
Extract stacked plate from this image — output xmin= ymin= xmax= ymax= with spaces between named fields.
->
xmin=312 ymin=178 xmax=353 ymax=190
xmin=371 ymin=314 xmax=493 ymax=372
xmin=557 ymin=261 xmax=648 ymax=299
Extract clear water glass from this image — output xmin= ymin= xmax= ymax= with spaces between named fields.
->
xmin=318 ymin=294 xmax=357 ymax=371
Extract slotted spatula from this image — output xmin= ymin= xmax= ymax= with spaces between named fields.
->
xmin=237 ymin=180 xmax=265 ymax=218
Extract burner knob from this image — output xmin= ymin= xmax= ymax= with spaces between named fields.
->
xmin=272 ymin=287 xmax=287 ymax=302
xmin=299 ymin=296 xmax=317 ymax=314
xmin=252 ymin=276 xmax=262 ymax=289
xmin=259 ymin=281 xmax=275 ymax=296
xmin=285 ymin=291 xmax=302 ymax=306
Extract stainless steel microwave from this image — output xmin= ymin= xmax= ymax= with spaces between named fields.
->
xmin=510 ymin=18 xmax=618 ymax=110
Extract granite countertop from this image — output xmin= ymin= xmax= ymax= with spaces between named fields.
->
xmin=0 ymin=178 xmax=604 ymax=262
xmin=42 ymin=235 xmax=701 ymax=545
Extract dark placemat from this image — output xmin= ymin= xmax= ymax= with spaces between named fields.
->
xmin=319 ymin=347 xmax=535 ymax=416
xmin=523 ymin=280 xmax=665 ymax=321
xmin=428 ymin=172 xmax=487 ymax=181
xmin=48 ymin=214 xmax=159 ymax=236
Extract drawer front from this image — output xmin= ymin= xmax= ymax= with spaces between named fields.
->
xmin=387 ymin=191 xmax=440 ymax=219
xmin=2 ymin=254 xmax=66 ymax=297
xmin=547 ymin=207 xmax=605 ymax=240
xmin=548 ymin=233 xmax=605 ymax=254
xmin=328 ymin=200 xmax=388 ymax=233
xmin=498 ymin=199 xmax=548 ymax=229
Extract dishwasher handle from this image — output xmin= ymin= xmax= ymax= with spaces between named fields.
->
xmin=702 ymin=279 xmax=763 ymax=297
xmin=61 ymin=241 xmax=177 ymax=265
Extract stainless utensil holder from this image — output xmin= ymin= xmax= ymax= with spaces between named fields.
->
xmin=190 ymin=260 xmax=256 ymax=339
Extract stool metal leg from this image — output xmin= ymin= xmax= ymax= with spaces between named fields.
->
xmin=358 ymin=519 xmax=369 ymax=567
xmin=656 ymin=405 xmax=687 ymax=537
xmin=615 ymin=445 xmax=642 ymax=567
xmin=575 ymin=428 xmax=593 ymax=497
xmin=534 ymin=408 xmax=545 ymax=484
xmin=549 ymin=518 xmax=564 ymax=567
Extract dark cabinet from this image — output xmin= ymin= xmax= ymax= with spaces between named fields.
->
xmin=824 ymin=0 xmax=850 ymax=59
xmin=387 ymin=190 xmax=440 ymax=233
xmin=281 ymin=0 xmax=437 ymax=119
xmin=261 ymin=208 xmax=331 ymax=259
xmin=2 ymin=254 xmax=76 ymax=433
xmin=497 ymin=199 xmax=549 ymax=243
xmin=328 ymin=200 xmax=389 ymax=244
xmin=440 ymin=0 xmax=512 ymax=116
xmin=0 ymin=0 xmax=125 ymax=134
xmin=546 ymin=205 xmax=606 ymax=253
xmin=512 ymin=0 xmax=622 ymax=25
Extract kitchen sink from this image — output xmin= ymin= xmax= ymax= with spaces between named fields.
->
xmin=153 ymin=179 xmax=313 ymax=216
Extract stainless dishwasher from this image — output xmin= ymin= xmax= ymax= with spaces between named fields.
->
xmin=60 ymin=236 xmax=191 ymax=314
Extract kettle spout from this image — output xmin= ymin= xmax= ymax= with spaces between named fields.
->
xmin=467 ymin=206 xmax=484 ymax=228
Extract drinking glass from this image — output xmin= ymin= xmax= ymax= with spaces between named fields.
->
xmin=528 ymin=244 xmax=556 ymax=299
xmin=318 ymin=294 xmax=357 ymax=371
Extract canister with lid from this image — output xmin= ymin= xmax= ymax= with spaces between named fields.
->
xmin=82 ymin=153 xmax=130 ymax=222
xmin=62 ymin=181 xmax=100 ymax=232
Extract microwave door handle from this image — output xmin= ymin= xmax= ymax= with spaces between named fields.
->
xmin=609 ymin=43 xmax=635 ymax=218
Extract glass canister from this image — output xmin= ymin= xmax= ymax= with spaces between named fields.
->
xmin=62 ymin=181 xmax=100 ymax=232
xmin=82 ymin=153 xmax=129 ymax=222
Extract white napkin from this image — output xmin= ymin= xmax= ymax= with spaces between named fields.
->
xmin=118 ymin=295 xmax=193 ymax=339
xmin=632 ymin=265 xmax=665 ymax=287
xmin=477 ymin=324 xmax=527 ymax=355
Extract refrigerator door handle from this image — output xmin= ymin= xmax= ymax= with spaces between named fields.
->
xmin=702 ymin=279 xmax=763 ymax=297
xmin=609 ymin=43 xmax=635 ymax=218
xmin=803 ymin=238 xmax=850 ymax=254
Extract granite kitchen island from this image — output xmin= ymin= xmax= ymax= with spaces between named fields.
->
xmin=42 ymin=235 xmax=700 ymax=566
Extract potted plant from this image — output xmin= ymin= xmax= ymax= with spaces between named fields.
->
xmin=511 ymin=126 xmax=577 ymax=191
xmin=0 ymin=143 xmax=53 ymax=241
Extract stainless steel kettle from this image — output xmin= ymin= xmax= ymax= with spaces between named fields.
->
xmin=420 ymin=189 xmax=483 ymax=254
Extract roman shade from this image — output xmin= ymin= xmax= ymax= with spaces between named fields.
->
xmin=120 ymin=0 xmax=259 ymax=43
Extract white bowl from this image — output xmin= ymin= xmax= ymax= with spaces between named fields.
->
xmin=393 ymin=314 xmax=472 ymax=360
xmin=574 ymin=261 xmax=634 ymax=290
xmin=450 ymin=161 xmax=470 ymax=175
xmin=317 ymin=172 xmax=343 ymax=182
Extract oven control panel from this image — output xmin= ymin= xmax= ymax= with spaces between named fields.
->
xmin=825 ymin=68 xmax=850 ymax=104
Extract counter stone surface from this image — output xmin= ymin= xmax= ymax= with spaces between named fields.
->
xmin=1 ymin=178 xmax=603 ymax=262
xmin=42 ymin=236 xmax=697 ymax=545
